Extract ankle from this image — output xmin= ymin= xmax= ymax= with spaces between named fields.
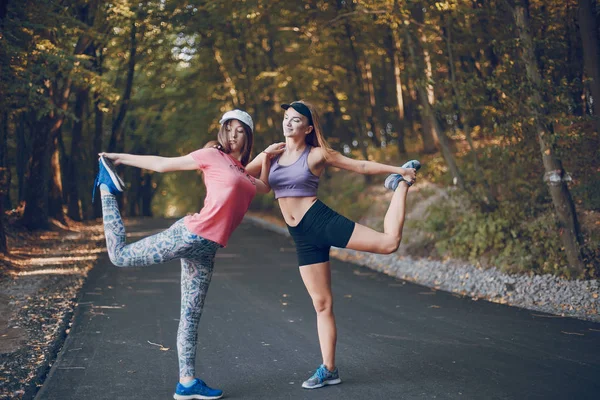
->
xmin=397 ymin=181 xmax=410 ymax=190
xmin=323 ymin=363 xmax=336 ymax=372
xmin=180 ymin=377 xmax=195 ymax=385
xmin=99 ymin=184 xmax=112 ymax=196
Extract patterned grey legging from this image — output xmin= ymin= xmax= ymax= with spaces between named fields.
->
xmin=101 ymin=194 xmax=220 ymax=378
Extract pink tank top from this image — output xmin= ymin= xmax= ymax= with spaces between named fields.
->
xmin=268 ymin=146 xmax=320 ymax=199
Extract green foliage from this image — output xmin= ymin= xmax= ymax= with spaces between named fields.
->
xmin=318 ymin=172 xmax=371 ymax=223
xmin=572 ymin=172 xmax=600 ymax=211
xmin=151 ymin=171 xmax=206 ymax=218
xmin=419 ymin=191 xmax=575 ymax=277
xmin=2 ymin=0 xmax=599 ymax=277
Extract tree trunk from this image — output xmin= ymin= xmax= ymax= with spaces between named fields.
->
xmin=578 ymin=0 xmax=600 ymax=132
xmin=16 ymin=113 xmax=28 ymax=204
xmin=48 ymin=133 xmax=66 ymax=225
xmin=22 ymin=83 xmax=70 ymax=231
xmin=388 ymin=27 xmax=407 ymax=155
xmin=212 ymin=46 xmax=240 ymax=107
xmin=127 ymin=166 xmax=141 ymax=217
xmin=363 ymin=60 xmax=382 ymax=145
xmin=512 ymin=3 xmax=585 ymax=275
xmin=22 ymin=119 xmax=54 ymax=229
xmin=0 ymin=111 xmax=9 ymax=254
xmin=473 ymin=0 xmax=500 ymax=76
xmin=324 ymin=85 xmax=352 ymax=146
xmin=337 ymin=0 xmax=381 ymax=147
xmin=67 ymin=88 xmax=88 ymax=221
xmin=410 ymin=3 xmax=439 ymax=153
xmin=21 ymin=17 xmax=91 ymax=228
xmin=0 ymin=0 xmax=7 ymax=23
xmin=405 ymin=26 xmax=465 ymax=188
xmin=228 ymin=22 xmax=248 ymax=107
xmin=140 ymin=173 xmax=154 ymax=217
xmin=418 ymin=93 xmax=439 ymax=154
xmin=1 ymin=110 xmax=11 ymax=211
xmin=0 ymin=167 xmax=7 ymax=254
xmin=566 ymin=1 xmax=585 ymax=116
xmin=108 ymin=15 xmax=137 ymax=152
xmin=88 ymin=47 xmax=105 ymax=219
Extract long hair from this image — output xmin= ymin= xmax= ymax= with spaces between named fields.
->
xmin=297 ymin=100 xmax=334 ymax=159
xmin=215 ymin=119 xmax=254 ymax=166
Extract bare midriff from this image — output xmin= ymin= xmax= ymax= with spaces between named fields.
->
xmin=277 ymin=196 xmax=318 ymax=227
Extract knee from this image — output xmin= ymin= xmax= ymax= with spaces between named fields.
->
xmin=108 ymin=252 xmax=127 ymax=267
xmin=312 ymin=296 xmax=333 ymax=315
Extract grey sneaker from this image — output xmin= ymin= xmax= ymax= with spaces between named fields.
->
xmin=302 ymin=364 xmax=341 ymax=389
xmin=384 ymin=159 xmax=421 ymax=191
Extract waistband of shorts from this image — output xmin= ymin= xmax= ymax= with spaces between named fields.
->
xmin=286 ymin=199 xmax=328 ymax=232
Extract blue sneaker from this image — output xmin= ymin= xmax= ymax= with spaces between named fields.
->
xmin=384 ymin=159 xmax=421 ymax=190
xmin=302 ymin=364 xmax=342 ymax=389
xmin=92 ymin=156 xmax=125 ymax=202
xmin=173 ymin=378 xmax=223 ymax=400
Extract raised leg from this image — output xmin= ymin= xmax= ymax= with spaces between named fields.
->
xmin=345 ymin=181 xmax=410 ymax=254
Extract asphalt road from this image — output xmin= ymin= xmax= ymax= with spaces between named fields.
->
xmin=35 ymin=218 xmax=600 ymax=400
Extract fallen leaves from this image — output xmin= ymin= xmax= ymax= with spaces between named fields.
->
xmin=0 ymin=219 xmax=105 ymax=399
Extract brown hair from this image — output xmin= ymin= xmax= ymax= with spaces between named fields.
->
xmin=296 ymin=100 xmax=334 ymax=159
xmin=215 ymin=119 xmax=254 ymax=166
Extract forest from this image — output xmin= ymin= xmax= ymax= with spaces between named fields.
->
xmin=1 ymin=0 xmax=599 ymax=278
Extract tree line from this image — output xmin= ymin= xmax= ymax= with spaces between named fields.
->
xmin=1 ymin=0 xmax=598 ymax=277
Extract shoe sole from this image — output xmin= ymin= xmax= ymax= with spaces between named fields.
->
xmin=302 ymin=378 xmax=342 ymax=389
xmin=173 ymin=393 xmax=223 ymax=400
xmin=384 ymin=174 xmax=401 ymax=191
xmin=100 ymin=156 xmax=125 ymax=192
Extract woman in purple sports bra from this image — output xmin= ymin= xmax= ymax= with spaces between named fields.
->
xmin=247 ymin=100 xmax=419 ymax=390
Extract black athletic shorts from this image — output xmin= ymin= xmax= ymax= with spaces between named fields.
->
xmin=287 ymin=200 xmax=356 ymax=266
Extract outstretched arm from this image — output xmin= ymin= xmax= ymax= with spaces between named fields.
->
xmin=324 ymin=150 xmax=417 ymax=181
xmin=100 ymin=152 xmax=198 ymax=173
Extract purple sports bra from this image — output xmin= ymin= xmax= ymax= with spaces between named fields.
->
xmin=269 ymin=145 xmax=320 ymax=199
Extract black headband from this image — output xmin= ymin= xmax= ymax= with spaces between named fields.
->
xmin=281 ymin=102 xmax=314 ymax=126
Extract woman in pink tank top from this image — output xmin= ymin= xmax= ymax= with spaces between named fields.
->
xmin=93 ymin=109 xmax=284 ymax=400
xmin=247 ymin=101 xmax=420 ymax=390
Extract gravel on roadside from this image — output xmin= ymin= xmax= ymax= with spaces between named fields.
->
xmin=245 ymin=215 xmax=600 ymax=323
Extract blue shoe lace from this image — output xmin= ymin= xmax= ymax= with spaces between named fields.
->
xmin=313 ymin=365 xmax=330 ymax=383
